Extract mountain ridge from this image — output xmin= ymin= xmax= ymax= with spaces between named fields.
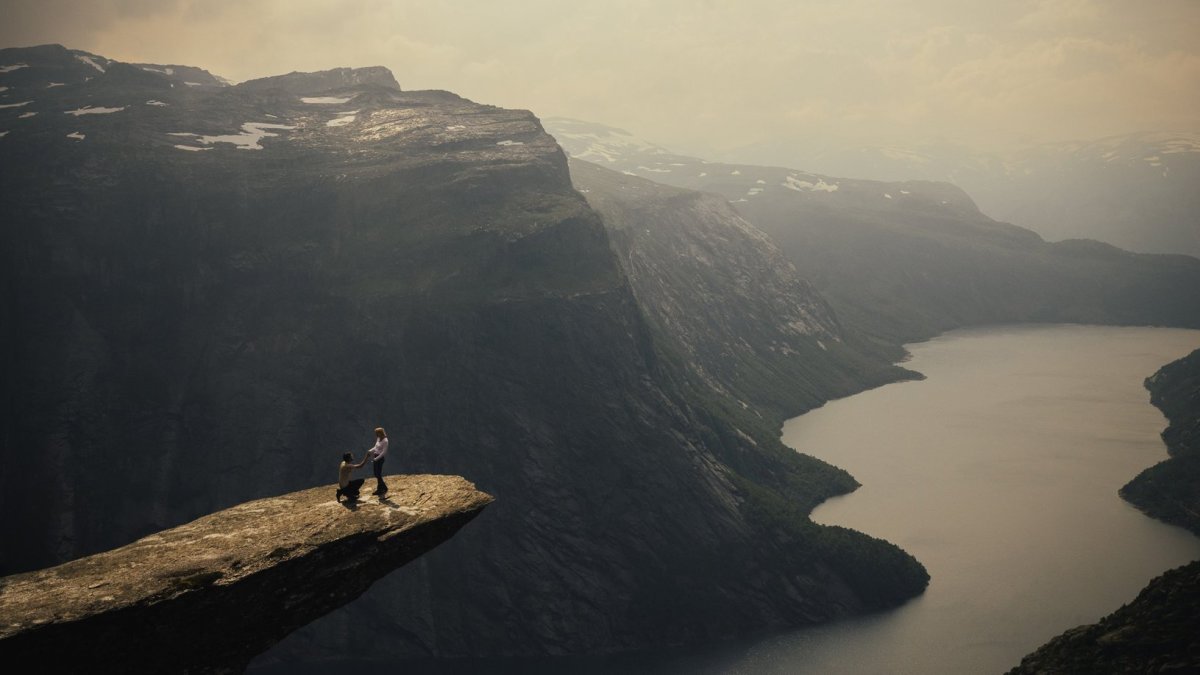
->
xmin=545 ymin=118 xmax=1200 ymax=345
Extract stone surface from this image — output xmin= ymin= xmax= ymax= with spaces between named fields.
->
xmin=0 ymin=474 xmax=492 ymax=674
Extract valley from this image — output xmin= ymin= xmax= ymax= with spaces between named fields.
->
xmin=3 ymin=39 xmax=1199 ymax=675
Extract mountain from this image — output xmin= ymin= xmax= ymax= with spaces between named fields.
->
xmin=1 ymin=45 xmax=927 ymax=665
xmin=546 ymin=118 xmax=1200 ymax=344
xmin=567 ymin=157 xmax=916 ymax=422
xmin=732 ymin=132 xmax=1200 ymax=259
xmin=549 ymin=118 xmax=1200 ymax=674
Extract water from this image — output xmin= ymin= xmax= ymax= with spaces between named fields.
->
xmin=735 ymin=324 xmax=1200 ymax=674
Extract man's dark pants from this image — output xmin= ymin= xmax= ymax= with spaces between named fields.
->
xmin=373 ymin=457 xmax=388 ymax=493
xmin=339 ymin=478 xmax=365 ymax=502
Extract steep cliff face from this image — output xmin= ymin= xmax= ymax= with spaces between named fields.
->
xmin=1 ymin=45 xmax=925 ymax=663
xmin=569 ymin=158 xmax=915 ymax=423
xmin=0 ymin=474 xmax=492 ymax=674
xmin=1121 ymin=348 xmax=1200 ymax=535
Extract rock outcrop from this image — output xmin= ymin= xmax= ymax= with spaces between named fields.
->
xmin=0 ymin=474 xmax=491 ymax=674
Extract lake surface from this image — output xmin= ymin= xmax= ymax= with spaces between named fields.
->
xmin=737 ymin=324 xmax=1200 ymax=674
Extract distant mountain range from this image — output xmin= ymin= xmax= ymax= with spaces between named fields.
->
xmin=546 ymin=118 xmax=1200 ymax=344
xmin=549 ymin=118 xmax=1200 ymax=258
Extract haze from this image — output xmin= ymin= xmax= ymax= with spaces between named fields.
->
xmin=5 ymin=0 xmax=1200 ymax=166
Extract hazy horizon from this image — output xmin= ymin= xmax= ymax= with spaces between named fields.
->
xmin=4 ymin=0 xmax=1199 ymax=163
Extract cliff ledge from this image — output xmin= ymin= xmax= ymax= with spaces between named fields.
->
xmin=0 ymin=474 xmax=492 ymax=674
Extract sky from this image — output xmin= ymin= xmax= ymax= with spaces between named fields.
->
xmin=4 ymin=0 xmax=1199 ymax=160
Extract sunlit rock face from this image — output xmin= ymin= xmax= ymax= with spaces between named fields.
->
xmin=1 ymin=45 xmax=926 ymax=664
xmin=0 ymin=475 xmax=492 ymax=674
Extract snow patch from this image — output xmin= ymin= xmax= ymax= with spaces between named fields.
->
xmin=0 ymin=86 xmax=6 ymax=92
xmin=18 ymin=111 xmax=35 ymax=119
xmin=747 ymin=187 xmax=763 ymax=196
xmin=756 ymin=179 xmax=766 ymax=184
xmin=622 ymin=170 xmax=637 ymax=176
xmin=0 ymin=131 xmax=7 ymax=138
xmin=782 ymin=175 xmax=838 ymax=193
xmin=301 ymin=96 xmax=352 ymax=104
xmin=67 ymin=131 xmax=85 ymax=140
xmin=817 ymin=340 xmax=827 ymax=351
xmin=141 ymin=66 xmax=175 ymax=75
xmin=170 ymin=122 xmax=296 ymax=150
xmin=173 ymin=144 xmax=211 ymax=152
xmin=731 ymin=169 xmax=741 ymax=175
xmin=884 ymin=193 xmax=892 ymax=199
xmin=46 ymin=82 xmax=65 ymax=88
xmin=75 ymin=55 xmax=105 ymax=72
xmin=548 ymin=124 xmax=668 ymax=164
xmin=698 ymin=172 xmax=707 ymax=177
xmin=184 ymin=81 xmax=202 ymax=87
xmin=496 ymin=140 xmax=524 ymax=146
xmin=1160 ymin=141 xmax=1200 ymax=154
xmin=0 ymin=100 xmax=32 ymax=109
xmin=0 ymin=64 xmax=29 ymax=73
xmin=65 ymin=106 xmax=125 ymax=116
xmin=326 ymin=111 xmax=358 ymax=127
xmin=145 ymin=100 xmax=168 ymax=107
xmin=445 ymin=125 xmax=466 ymax=131
xmin=637 ymin=165 xmax=671 ymax=173
xmin=900 ymin=189 xmax=910 ymax=194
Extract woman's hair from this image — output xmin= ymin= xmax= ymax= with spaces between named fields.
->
xmin=342 ymin=452 xmax=353 ymax=462
xmin=375 ymin=427 xmax=386 ymax=438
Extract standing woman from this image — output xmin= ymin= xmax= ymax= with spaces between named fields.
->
xmin=366 ymin=427 xmax=389 ymax=495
